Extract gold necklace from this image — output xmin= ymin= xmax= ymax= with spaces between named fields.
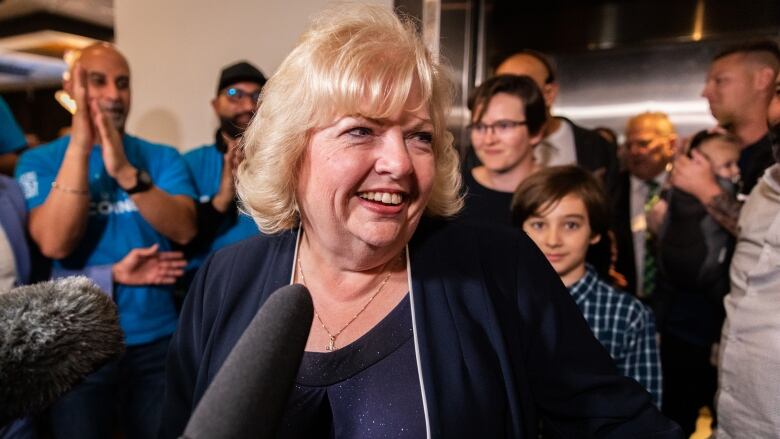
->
xmin=297 ymin=252 xmax=401 ymax=351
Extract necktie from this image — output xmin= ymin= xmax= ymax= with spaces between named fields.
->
xmin=641 ymin=180 xmax=660 ymax=298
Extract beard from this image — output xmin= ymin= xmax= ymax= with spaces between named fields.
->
xmin=219 ymin=112 xmax=254 ymax=139
xmin=99 ymin=102 xmax=127 ymax=132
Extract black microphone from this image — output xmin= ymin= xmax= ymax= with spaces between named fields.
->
xmin=0 ymin=276 xmax=125 ymax=425
xmin=181 ymin=283 xmax=313 ymax=439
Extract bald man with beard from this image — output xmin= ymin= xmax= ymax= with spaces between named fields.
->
xmin=14 ymin=43 xmax=197 ymax=438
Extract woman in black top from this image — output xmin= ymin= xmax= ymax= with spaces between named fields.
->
xmin=159 ymin=5 xmax=683 ymax=438
xmin=459 ymin=75 xmax=546 ymax=226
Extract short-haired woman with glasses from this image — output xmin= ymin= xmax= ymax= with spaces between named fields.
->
xmin=459 ymin=74 xmax=547 ymax=226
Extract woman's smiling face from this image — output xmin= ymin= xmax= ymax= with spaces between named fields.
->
xmin=295 ymin=101 xmax=436 ymax=256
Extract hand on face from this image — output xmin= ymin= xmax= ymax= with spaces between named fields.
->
xmin=670 ymin=149 xmax=720 ymax=201
xmin=67 ymin=56 xmax=132 ymax=179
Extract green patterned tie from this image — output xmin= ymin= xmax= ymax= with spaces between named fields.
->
xmin=641 ymin=180 xmax=660 ymax=299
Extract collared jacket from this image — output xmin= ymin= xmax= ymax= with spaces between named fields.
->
xmin=159 ymin=218 xmax=682 ymax=438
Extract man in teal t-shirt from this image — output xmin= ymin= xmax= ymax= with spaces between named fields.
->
xmin=182 ymin=61 xmax=266 ymax=283
xmin=15 ymin=43 xmax=196 ymax=439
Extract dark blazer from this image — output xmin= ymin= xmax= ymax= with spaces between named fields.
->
xmin=612 ymin=171 xmax=638 ymax=296
xmin=159 ymin=218 xmax=681 ymax=438
xmin=566 ymin=117 xmax=620 ymax=196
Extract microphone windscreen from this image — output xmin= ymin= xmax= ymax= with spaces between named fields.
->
xmin=0 ymin=276 xmax=124 ymax=423
xmin=182 ymin=283 xmax=313 ymax=439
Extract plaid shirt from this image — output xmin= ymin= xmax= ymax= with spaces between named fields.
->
xmin=569 ymin=266 xmax=662 ymax=408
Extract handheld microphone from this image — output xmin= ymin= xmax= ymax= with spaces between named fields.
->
xmin=181 ymin=283 xmax=313 ymax=439
xmin=0 ymin=276 xmax=124 ymax=424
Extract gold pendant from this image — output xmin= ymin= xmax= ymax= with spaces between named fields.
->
xmin=326 ymin=336 xmax=336 ymax=351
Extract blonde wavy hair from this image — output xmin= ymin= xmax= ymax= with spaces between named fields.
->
xmin=236 ymin=3 xmax=463 ymax=234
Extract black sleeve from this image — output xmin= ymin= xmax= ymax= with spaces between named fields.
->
xmin=183 ymin=200 xmax=237 ymax=254
xmin=513 ymin=235 xmax=682 ymax=438
xmin=158 ymin=252 xmax=214 ymax=438
xmin=598 ymin=136 xmax=620 ymax=198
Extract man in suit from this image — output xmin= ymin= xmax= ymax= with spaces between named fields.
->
xmin=495 ymin=50 xmax=619 ymax=192
xmin=612 ymin=112 xmax=676 ymax=299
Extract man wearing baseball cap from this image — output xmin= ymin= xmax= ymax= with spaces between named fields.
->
xmin=181 ymin=61 xmax=266 ymax=282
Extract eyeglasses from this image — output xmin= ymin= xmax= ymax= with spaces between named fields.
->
xmin=222 ymin=87 xmax=261 ymax=103
xmin=468 ymin=120 xmax=527 ymax=136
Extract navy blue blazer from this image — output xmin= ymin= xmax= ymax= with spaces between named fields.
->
xmin=159 ymin=218 xmax=681 ymax=438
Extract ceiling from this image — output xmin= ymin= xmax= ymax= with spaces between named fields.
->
xmin=0 ymin=0 xmax=114 ymax=91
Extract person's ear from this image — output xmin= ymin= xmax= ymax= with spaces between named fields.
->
xmin=754 ymin=66 xmax=775 ymax=92
xmin=543 ymin=82 xmax=559 ymax=108
xmin=590 ymin=233 xmax=602 ymax=245
xmin=530 ymin=128 xmax=545 ymax=146
xmin=666 ymin=134 xmax=679 ymax=157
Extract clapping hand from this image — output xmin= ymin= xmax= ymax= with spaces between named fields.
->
xmin=68 ymin=63 xmax=96 ymax=154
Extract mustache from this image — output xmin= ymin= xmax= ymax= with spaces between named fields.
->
xmin=231 ymin=111 xmax=254 ymax=124
xmin=99 ymin=102 xmax=126 ymax=114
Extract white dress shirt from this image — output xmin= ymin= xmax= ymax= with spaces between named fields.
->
xmin=534 ymin=118 xmax=577 ymax=168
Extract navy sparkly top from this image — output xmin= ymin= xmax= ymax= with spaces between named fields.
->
xmin=276 ymin=295 xmax=426 ymax=438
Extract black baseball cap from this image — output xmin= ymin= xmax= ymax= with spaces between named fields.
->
xmin=217 ymin=61 xmax=267 ymax=94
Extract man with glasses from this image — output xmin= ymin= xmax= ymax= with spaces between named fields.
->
xmin=496 ymin=50 xmax=618 ymax=192
xmin=181 ymin=61 xmax=266 ymax=285
xmin=612 ymin=112 xmax=676 ymax=298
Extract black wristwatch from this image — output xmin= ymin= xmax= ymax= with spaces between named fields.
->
xmin=126 ymin=169 xmax=153 ymax=194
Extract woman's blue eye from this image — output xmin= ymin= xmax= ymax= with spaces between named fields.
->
xmin=348 ymin=127 xmax=372 ymax=137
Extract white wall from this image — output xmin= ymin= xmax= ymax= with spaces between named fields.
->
xmin=115 ymin=0 xmax=392 ymax=151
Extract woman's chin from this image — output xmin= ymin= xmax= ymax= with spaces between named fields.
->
xmin=349 ymin=221 xmax=411 ymax=250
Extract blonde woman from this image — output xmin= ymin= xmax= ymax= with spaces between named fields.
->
xmin=160 ymin=4 xmax=682 ymax=438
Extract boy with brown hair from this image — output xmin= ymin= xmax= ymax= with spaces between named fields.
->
xmin=512 ymin=165 xmax=662 ymax=407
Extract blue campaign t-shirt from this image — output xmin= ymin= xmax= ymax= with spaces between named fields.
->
xmin=15 ymin=134 xmax=197 ymax=345
xmin=183 ymin=144 xmax=259 ymax=269
xmin=0 ymin=96 xmax=26 ymax=154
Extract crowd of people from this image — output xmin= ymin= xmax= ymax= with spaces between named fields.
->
xmin=1 ymin=3 xmax=779 ymax=438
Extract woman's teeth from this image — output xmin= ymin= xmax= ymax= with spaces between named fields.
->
xmin=359 ymin=192 xmax=403 ymax=205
